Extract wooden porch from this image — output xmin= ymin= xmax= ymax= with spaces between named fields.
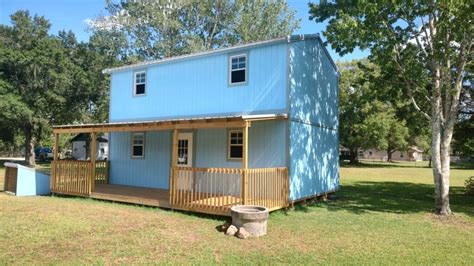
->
xmin=91 ymin=184 xmax=171 ymax=208
xmin=50 ymin=115 xmax=290 ymax=216
xmin=51 ymin=160 xmax=288 ymax=216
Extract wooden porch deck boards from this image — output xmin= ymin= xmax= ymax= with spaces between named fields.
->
xmin=91 ymin=184 xmax=244 ymax=216
xmin=91 ymin=184 xmax=172 ymax=209
xmin=90 ymin=184 xmax=237 ymax=215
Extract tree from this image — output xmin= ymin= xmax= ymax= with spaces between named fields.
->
xmin=338 ymin=60 xmax=409 ymax=163
xmin=452 ymin=115 xmax=474 ymax=157
xmin=338 ymin=60 xmax=375 ymax=164
xmin=0 ymin=11 xmax=114 ymax=165
xmin=310 ymin=1 xmax=473 ymax=215
xmin=452 ymin=62 xmax=474 ymax=158
xmin=89 ymin=0 xmax=300 ymax=60
xmin=386 ymin=120 xmax=409 ymax=162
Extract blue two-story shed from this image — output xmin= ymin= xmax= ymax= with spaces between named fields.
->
xmin=50 ymin=34 xmax=339 ymax=216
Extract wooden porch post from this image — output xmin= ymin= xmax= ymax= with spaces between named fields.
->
xmin=90 ymin=132 xmax=97 ymax=194
xmin=242 ymin=121 xmax=249 ymax=204
xmin=51 ymin=133 xmax=59 ymax=191
xmin=170 ymin=129 xmax=179 ymax=204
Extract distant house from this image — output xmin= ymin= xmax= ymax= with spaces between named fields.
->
xmin=70 ymin=133 xmax=108 ymax=160
xmin=360 ymin=146 xmax=424 ymax=161
xmin=50 ymin=34 xmax=340 ymax=216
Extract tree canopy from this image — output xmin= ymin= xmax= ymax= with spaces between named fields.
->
xmin=338 ymin=60 xmax=410 ymax=163
xmin=88 ymin=0 xmax=300 ymax=60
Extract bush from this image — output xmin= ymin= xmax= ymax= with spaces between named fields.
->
xmin=465 ymin=176 xmax=474 ymax=195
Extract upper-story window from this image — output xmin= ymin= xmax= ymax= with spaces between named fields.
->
xmin=134 ymin=71 xmax=146 ymax=95
xmin=229 ymin=54 xmax=247 ymax=85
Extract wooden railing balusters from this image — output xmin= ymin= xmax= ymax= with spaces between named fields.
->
xmin=170 ymin=167 xmax=288 ymax=215
xmin=50 ymin=160 xmax=110 ymax=196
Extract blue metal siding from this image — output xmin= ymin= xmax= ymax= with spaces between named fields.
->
xmin=195 ymin=120 xmax=287 ymax=168
xmin=248 ymin=120 xmax=287 ymax=168
xmin=289 ymin=39 xmax=338 ymax=128
xmin=108 ymin=131 xmax=171 ymax=189
xmin=195 ymin=128 xmax=241 ymax=168
xmin=288 ymin=39 xmax=339 ymax=201
xmin=108 ymin=120 xmax=287 ymax=188
xmin=109 ymin=43 xmax=288 ymax=122
xmin=289 ymin=122 xmax=339 ymax=200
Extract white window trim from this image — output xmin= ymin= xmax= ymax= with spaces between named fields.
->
xmin=133 ymin=70 xmax=147 ymax=96
xmin=177 ymin=132 xmax=193 ymax=167
xmin=227 ymin=129 xmax=243 ymax=160
xmin=228 ymin=54 xmax=247 ymax=85
xmin=131 ymin=132 xmax=145 ymax=159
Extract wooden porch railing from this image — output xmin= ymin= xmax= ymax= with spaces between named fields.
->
xmin=170 ymin=167 xmax=243 ymax=214
xmin=94 ymin=161 xmax=109 ymax=184
xmin=50 ymin=160 xmax=110 ymax=196
xmin=170 ymin=167 xmax=288 ymax=214
xmin=246 ymin=168 xmax=289 ymax=209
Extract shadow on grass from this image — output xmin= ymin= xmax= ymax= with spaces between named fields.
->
xmin=313 ymin=181 xmax=474 ymax=217
xmin=340 ymin=161 xmax=474 ymax=170
xmin=341 ymin=161 xmax=429 ymax=169
xmin=451 ymin=161 xmax=474 ymax=169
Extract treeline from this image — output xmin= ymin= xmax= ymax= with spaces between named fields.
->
xmin=338 ymin=58 xmax=473 ymax=164
xmin=0 ymin=11 xmax=120 ymax=163
xmin=338 ymin=59 xmax=430 ymax=164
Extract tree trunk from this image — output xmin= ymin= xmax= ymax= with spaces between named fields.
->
xmin=386 ymin=149 xmax=393 ymax=162
xmin=24 ymin=128 xmax=35 ymax=166
xmin=349 ymin=149 xmax=358 ymax=164
xmin=438 ymin=139 xmax=452 ymax=215
xmin=430 ymin=65 xmax=454 ymax=216
xmin=431 ymin=127 xmax=453 ymax=215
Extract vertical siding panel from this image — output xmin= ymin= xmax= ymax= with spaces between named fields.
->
xmin=195 ymin=122 xmax=286 ymax=170
xmin=109 ymin=131 xmax=171 ymax=189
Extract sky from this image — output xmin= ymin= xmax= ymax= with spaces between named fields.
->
xmin=0 ymin=0 xmax=368 ymax=62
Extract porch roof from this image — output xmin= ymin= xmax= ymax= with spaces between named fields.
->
xmin=52 ymin=113 xmax=288 ymax=133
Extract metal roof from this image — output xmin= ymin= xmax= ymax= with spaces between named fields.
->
xmin=53 ymin=113 xmax=288 ymax=132
xmin=102 ymin=34 xmax=338 ymax=74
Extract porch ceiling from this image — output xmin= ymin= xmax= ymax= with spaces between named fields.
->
xmin=52 ymin=113 xmax=288 ymax=133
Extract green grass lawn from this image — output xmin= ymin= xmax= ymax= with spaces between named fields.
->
xmin=0 ymin=162 xmax=473 ymax=264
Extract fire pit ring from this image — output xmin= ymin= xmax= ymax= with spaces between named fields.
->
xmin=230 ymin=205 xmax=269 ymax=237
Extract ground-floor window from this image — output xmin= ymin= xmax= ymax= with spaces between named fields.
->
xmin=228 ymin=130 xmax=243 ymax=159
xmin=177 ymin=132 xmax=193 ymax=167
xmin=178 ymin=139 xmax=189 ymax=165
xmin=132 ymin=132 xmax=145 ymax=158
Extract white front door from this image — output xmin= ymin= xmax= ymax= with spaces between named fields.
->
xmin=177 ymin=132 xmax=193 ymax=167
